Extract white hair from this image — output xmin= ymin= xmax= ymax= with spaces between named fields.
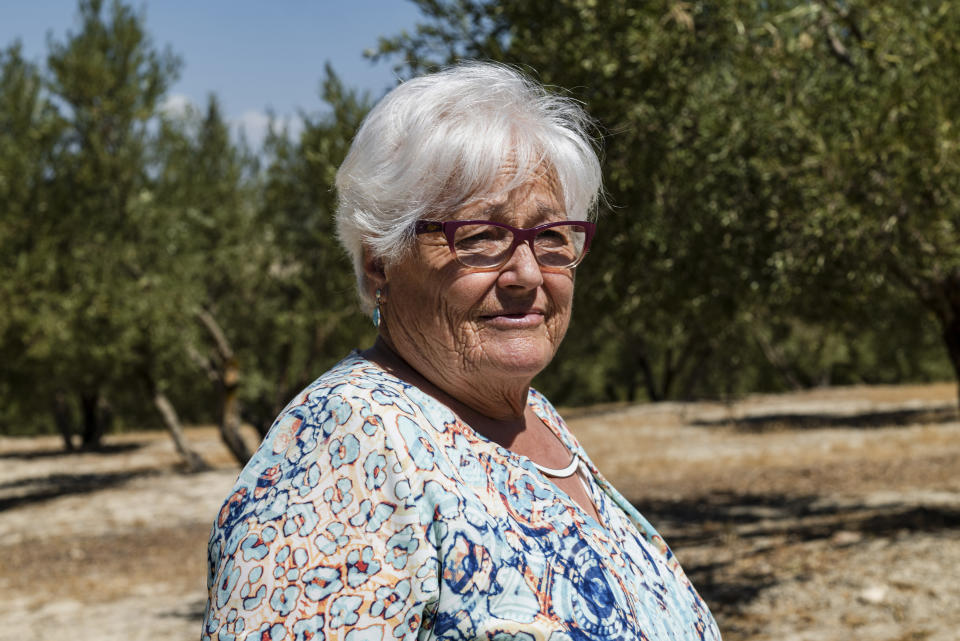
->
xmin=335 ymin=61 xmax=603 ymax=312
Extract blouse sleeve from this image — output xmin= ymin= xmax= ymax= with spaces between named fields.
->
xmin=202 ymin=388 xmax=440 ymax=641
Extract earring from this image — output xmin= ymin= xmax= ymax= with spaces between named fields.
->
xmin=372 ymin=288 xmax=383 ymax=328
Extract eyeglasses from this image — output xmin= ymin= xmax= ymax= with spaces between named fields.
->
xmin=414 ymin=219 xmax=596 ymax=270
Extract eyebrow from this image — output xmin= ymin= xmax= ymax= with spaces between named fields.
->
xmin=477 ymin=201 xmax=564 ymax=220
xmin=480 ymin=203 xmax=506 ymax=218
xmin=536 ymin=201 xmax=564 ymax=217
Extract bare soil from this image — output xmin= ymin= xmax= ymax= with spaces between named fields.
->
xmin=1 ymin=382 xmax=958 ymax=641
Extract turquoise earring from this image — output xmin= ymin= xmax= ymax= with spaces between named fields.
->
xmin=372 ymin=288 xmax=383 ymax=328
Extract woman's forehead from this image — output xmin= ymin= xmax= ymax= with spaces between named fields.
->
xmin=448 ymin=173 xmax=566 ymax=222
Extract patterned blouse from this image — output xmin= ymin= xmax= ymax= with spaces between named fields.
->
xmin=203 ymin=353 xmax=721 ymax=641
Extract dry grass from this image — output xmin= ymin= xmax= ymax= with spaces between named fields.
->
xmin=1 ymin=382 xmax=958 ymax=641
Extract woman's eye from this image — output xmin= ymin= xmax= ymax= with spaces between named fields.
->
xmin=536 ymin=230 xmax=569 ymax=246
xmin=465 ymin=231 xmax=494 ymax=242
xmin=455 ymin=226 xmax=505 ymax=248
xmin=456 ymin=233 xmax=492 ymax=249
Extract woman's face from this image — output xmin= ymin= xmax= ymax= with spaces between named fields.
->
xmin=380 ymin=173 xmax=576 ymax=390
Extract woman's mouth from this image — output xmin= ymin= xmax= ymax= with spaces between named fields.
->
xmin=479 ymin=311 xmax=545 ymax=328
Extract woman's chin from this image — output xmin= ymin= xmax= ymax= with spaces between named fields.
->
xmin=479 ymin=339 xmax=555 ymax=379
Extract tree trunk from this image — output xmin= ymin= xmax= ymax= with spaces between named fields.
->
xmin=624 ymin=368 xmax=638 ymax=403
xmin=151 ymin=388 xmax=210 ymax=472
xmin=660 ymin=348 xmax=676 ymax=401
xmin=52 ymin=391 xmax=75 ymax=451
xmin=943 ymin=315 xmax=960 ymax=408
xmin=137 ymin=334 xmax=211 ymax=471
xmin=637 ymin=351 xmax=662 ymax=402
xmin=624 ymin=335 xmax=661 ymax=402
xmin=79 ymin=391 xmax=104 ymax=449
xmin=196 ymin=307 xmax=252 ymax=466
xmin=926 ymin=269 xmax=960 ymax=408
xmin=753 ymin=330 xmax=805 ymax=391
xmin=219 ymin=354 xmax=251 ymax=465
xmin=678 ymin=346 xmax=714 ymax=400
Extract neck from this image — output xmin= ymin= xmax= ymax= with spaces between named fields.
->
xmin=363 ymin=335 xmax=531 ymax=430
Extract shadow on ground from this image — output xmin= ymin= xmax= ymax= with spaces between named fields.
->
xmin=161 ymin=598 xmax=207 ymax=621
xmin=693 ymin=406 xmax=959 ymax=431
xmin=0 ymin=469 xmax=160 ymax=512
xmin=632 ymin=490 xmax=960 ymax=612
xmin=0 ymin=442 xmax=145 ymax=460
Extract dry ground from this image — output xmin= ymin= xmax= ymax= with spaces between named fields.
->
xmin=1 ymin=382 xmax=958 ymax=641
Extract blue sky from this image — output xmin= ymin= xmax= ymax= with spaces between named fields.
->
xmin=1 ymin=1 xmax=426 ymax=144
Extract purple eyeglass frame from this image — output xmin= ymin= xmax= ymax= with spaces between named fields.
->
xmin=414 ymin=219 xmax=596 ymax=270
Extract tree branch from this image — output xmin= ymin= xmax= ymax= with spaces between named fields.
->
xmin=195 ymin=306 xmax=234 ymax=362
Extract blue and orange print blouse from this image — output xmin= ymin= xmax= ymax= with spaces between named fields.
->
xmin=203 ymin=353 xmax=721 ymax=640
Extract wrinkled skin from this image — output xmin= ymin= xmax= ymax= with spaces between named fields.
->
xmin=364 ymin=174 xmax=575 ymax=420
xmin=362 ymin=172 xmax=598 ymax=521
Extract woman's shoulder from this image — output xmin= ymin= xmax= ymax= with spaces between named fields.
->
xmin=268 ymin=351 xmax=428 ymax=435
xmin=282 ymin=351 xmax=399 ymax=412
xmin=227 ymin=352 xmax=457 ymax=506
xmin=246 ymin=353 xmax=412 ymax=456
xmin=214 ymin=352 xmax=429 ymax=536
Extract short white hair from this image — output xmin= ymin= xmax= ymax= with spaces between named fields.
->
xmin=335 ymin=61 xmax=603 ymax=312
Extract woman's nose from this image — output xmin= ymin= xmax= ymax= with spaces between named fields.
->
xmin=498 ymin=241 xmax=544 ymax=289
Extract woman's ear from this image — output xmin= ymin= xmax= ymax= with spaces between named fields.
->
xmin=361 ymin=247 xmax=387 ymax=297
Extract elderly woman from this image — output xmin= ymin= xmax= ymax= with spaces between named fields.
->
xmin=203 ymin=63 xmax=721 ymax=641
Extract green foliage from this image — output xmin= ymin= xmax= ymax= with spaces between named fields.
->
xmin=739 ymin=0 xmax=960 ymax=393
xmin=2 ymin=0 xmax=957 ymax=442
xmin=239 ymin=66 xmax=376 ymax=429
xmin=0 ymin=44 xmax=66 ymax=433
xmin=372 ymin=0 xmax=958 ymax=402
xmin=145 ymin=95 xmax=256 ymax=418
xmin=38 ymin=0 xmax=183 ymax=443
xmin=0 ymin=2 xmax=378 ymax=440
xmin=2 ymin=0 xmax=187 ymax=438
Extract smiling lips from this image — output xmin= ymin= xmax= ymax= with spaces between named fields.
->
xmin=479 ymin=310 xmax=545 ymax=328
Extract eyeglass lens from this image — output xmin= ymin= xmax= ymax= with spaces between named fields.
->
xmin=451 ymin=223 xmax=588 ymax=268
